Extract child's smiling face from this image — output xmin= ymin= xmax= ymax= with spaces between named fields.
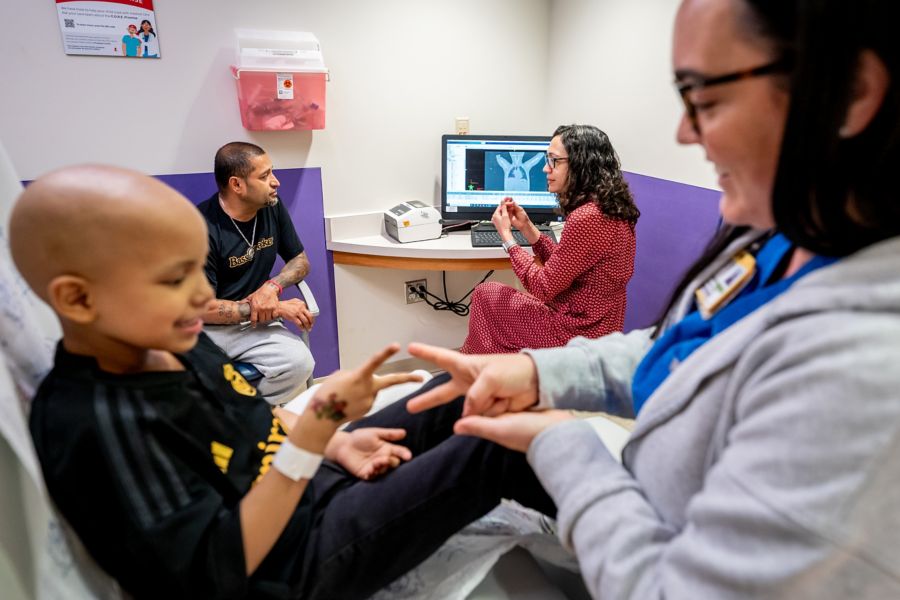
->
xmin=10 ymin=166 xmax=215 ymax=370
xmin=90 ymin=203 xmax=214 ymax=357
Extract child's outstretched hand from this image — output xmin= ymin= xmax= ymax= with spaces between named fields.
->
xmin=307 ymin=343 xmax=423 ymax=425
xmin=329 ymin=428 xmax=413 ymax=480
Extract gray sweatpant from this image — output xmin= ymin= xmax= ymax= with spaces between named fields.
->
xmin=204 ymin=321 xmax=315 ymax=405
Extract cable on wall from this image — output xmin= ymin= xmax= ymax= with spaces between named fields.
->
xmin=415 ymin=270 xmax=494 ymax=316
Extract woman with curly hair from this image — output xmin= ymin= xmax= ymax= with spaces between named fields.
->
xmin=461 ymin=124 xmax=640 ymax=354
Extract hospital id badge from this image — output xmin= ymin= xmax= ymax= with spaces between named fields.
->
xmin=695 ymin=250 xmax=756 ymax=319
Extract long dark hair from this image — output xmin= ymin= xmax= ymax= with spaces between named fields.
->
xmin=656 ymin=0 xmax=900 ymax=330
xmin=767 ymin=0 xmax=900 ymax=257
xmin=553 ymin=124 xmax=640 ymax=225
xmin=140 ymin=20 xmax=156 ymax=37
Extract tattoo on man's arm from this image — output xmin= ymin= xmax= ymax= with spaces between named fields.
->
xmin=215 ymin=301 xmax=250 ymax=323
xmin=277 ymin=253 xmax=310 ymax=287
xmin=310 ymin=394 xmax=347 ymax=421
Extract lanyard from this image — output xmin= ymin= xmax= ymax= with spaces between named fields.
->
xmin=631 ymin=234 xmax=838 ymax=415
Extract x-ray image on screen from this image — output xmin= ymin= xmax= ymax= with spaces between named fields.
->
xmin=494 ymin=152 xmax=545 ymax=191
xmin=443 ymin=135 xmax=560 ymax=221
xmin=464 ymin=150 xmax=548 ymax=192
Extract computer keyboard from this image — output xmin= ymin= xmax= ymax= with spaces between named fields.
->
xmin=470 ymin=224 xmax=557 ymax=247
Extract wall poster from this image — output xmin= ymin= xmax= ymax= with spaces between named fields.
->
xmin=56 ymin=0 xmax=161 ymax=58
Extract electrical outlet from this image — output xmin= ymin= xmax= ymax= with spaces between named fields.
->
xmin=455 ymin=117 xmax=470 ymax=135
xmin=405 ymin=279 xmax=427 ymax=304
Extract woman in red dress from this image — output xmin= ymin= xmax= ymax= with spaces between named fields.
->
xmin=461 ymin=125 xmax=639 ymax=354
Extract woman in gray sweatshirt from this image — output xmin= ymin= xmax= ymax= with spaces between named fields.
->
xmin=408 ymin=0 xmax=900 ymax=597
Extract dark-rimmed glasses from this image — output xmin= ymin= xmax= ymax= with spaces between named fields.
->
xmin=545 ymin=152 xmax=569 ymax=169
xmin=675 ymin=59 xmax=790 ymax=135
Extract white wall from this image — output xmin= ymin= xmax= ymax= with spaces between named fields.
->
xmin=547 ymin=0 xmax=717 ymax=189
xmin=0 ymin=0 xmax=551 ymax=211
xmin=334 ymin=266 xmax=522 ymax=368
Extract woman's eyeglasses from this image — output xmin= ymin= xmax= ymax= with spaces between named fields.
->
xmin=675 ymin=59 xmax=790 ymax=135
xmin=545 ymin=153 xmax=569 ymax=169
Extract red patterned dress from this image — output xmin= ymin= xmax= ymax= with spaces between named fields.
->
xmin=460 ymin=202 xmax=636 ymax=354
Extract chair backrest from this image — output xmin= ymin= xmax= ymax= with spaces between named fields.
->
xmin=0 ymin=142 xmax=123 ymax=599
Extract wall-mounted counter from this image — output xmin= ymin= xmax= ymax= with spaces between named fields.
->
xmin=325 ymin=212 xmax=559 ymax=271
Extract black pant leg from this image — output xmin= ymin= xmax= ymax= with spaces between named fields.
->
xmin=300 ymin=434 xmax=555 ymax=600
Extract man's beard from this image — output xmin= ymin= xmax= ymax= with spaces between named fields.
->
xmin=266 ymin=196 xmax=279 ymax=207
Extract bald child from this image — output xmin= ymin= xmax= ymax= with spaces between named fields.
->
xmin=12 ymin=165 xmax=555 ymax=599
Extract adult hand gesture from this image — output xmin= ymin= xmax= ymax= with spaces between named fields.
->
xmin=491 ymin=200 xmax=514 ymax=241
xmin=245 ymin=284 xmax=280 ymax=324
xmin=277 ymin=298 xmax=316 ymax=331
xmin=504 ymin=198 xmax=541 ymax=245
xmin=454 ymin=410 xmax=575 ymax=453
xmin=405 ymin=343 xmax=539 ymax=417
xmin=504 ymin=198 xmax=532 ymax=230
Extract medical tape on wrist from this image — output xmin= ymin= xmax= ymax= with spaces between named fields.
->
xmin=272 ymin=439 xmax=323 ymax=481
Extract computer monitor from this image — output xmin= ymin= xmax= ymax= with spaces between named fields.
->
xmin=441 ymin=134 xmax=562 ymax=224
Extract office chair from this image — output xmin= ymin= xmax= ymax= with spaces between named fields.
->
xmin=232 ymin=279 xmax=320 ymax=390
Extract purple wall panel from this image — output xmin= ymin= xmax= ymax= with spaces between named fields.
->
xmin=156 ymin=169 xmax=339 ymax=377
xmin=623 ymin=172 xmax=722 ymax=331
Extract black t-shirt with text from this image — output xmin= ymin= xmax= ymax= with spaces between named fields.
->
xmin=29 ymin=335 xmax=315 ymax=598
xmin=197 ymin=193 xmax=304 ymax=301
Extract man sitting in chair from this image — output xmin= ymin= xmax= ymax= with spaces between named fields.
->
xmin=199 ymin=141 xmax=315 ymax=404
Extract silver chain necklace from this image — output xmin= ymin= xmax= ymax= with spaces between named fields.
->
xmin=229 ymin=214 xmax=258 ymax=259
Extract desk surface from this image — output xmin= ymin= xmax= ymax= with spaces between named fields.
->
xmin=326 ymin=213 xmax=563 ymax=271
xmin=326 ymin=214 xmax=563 ymax=271
xmin=328 ymin=230 xmax=509 ymax=259
xmin=329 ymin=231 xmax=515 ymax=270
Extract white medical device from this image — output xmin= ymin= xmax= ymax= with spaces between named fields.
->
xmin=383 ymin=201 xmax=443 ymax=243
